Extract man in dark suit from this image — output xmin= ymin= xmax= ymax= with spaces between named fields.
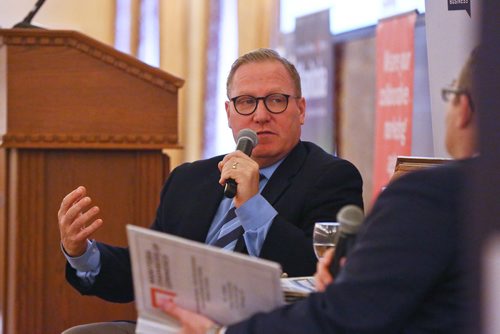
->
xmin=161 ymin=48 xmax=480 ymax=333
xmin=58 ymin=48 xmax=363 ymax=333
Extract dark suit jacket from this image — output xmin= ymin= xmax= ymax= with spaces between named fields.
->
xmin=66 ymin=141 xmax=363 ymax=303
xmin=228 ymin=160 xmax=470 ymax=333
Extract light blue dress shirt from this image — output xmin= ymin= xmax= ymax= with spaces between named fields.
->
xmin=204 ymin=162 xmax=280 ymax=255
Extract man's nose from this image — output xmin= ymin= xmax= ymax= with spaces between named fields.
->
xmin=253 ymin=99 xmax=270 ymax=121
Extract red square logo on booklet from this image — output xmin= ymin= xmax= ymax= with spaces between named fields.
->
xmin=150 ymin=287 xmax=177 ymax=308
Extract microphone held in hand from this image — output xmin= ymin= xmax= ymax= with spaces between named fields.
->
xmin=224 ymin=129 xmax=258 ymax=198
xmin=329 ymin=205 xmax=364 ymax=277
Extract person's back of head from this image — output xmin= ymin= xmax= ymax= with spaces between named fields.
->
xmin=457 ymin=46 xmax=479 ymax=111
xmin=444 ymin=46 xmax=480 ymax=159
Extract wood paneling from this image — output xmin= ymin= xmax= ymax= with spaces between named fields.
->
xmin=0 ymin=29 xmax=182 ymax=334
xmin=0 ymin=29 xmax=183 ymax=149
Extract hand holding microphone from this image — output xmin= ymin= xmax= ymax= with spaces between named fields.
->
xmin=221 ymin=129 xmax=259 ymax=199
xmin=329 ymin=205 xmax=364 ymax=277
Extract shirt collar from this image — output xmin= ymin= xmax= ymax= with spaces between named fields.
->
xmin=259 ymin=157 xmax=285 ymax=180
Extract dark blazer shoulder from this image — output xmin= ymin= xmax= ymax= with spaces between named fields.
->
xmin=169 ymin=155 xmax=224 ymax=179
xmin=288 ymin=141 xmax=362 ymax=175
xmin=384 ymin=159 xmax=467 ymax=204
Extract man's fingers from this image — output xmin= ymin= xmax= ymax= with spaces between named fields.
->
xmin=69 ymin=205 xmax=101 ymax=233
xmin=315 ymin=248 xmax=334 ymax=275
xmin=76 ymin=218 xmax=104 ymax=239
xmin=162 ymin=299 xmax=183 ymax=321
xmin=314 ymin=272 xmax=323 ymax=290
xmin=62 ymin=215 xmax=103 ymax=257
xmin=58 ymin=186 xmax=86 ymax=219
xmin=58 ymin=187 xmax=106 ymax=257
xmin=314 ymin=271 xmax=329 ymax=292
xmin=314 ymin=248 xmax=336 ymax=292
xmin=162 ymin=300 xmax=215 ymax=333
xmin=323 ymin=247 xmax=335 ymax=265
xmin=162 ymin=299 xmax=203 ymax=326
xmin=60 ymin=197 xmax=93 ymax=229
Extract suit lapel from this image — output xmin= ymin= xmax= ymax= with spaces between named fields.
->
xmin=178 ymin=160 xmax=225 ymax=242
xmin=261 ymin=142 xmax=307 ymax=205
xmin=178 ymin=143 xmax=308 ymax=242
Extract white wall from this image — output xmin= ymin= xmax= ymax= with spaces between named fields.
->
xmin=0 ymin=0 xmax=115 ymax=46
xmin=425 ymin=0 xmax=481 ymax=157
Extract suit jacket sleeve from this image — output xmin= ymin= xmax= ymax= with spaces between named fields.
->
xmin=65 ymin=243 xmax=134 ymax=303
xmin=64 ymin=167 xmax=185 ymax=302
xmin=228 ymin=163 xmax=465 ymax=333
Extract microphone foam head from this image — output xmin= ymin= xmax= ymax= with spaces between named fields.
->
xmin=237 ymin=128 xmax=258 ymax=147
xmin=337 ymin=205 xmax=364 ymax=234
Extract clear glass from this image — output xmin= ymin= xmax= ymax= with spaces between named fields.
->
xmin=313 ymin=222 xmax=340 ymax=259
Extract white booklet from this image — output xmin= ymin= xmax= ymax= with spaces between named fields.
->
xmin=127 ymin=225 xmax=286 ymax=334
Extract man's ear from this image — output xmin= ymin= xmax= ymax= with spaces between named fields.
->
xmin=225 ymin=101 xmax=232 ymax=128
xmin=298 ymin=97 xmax=306 ymax=125
xmin=456 ymin=94 xmax=474 ymax=128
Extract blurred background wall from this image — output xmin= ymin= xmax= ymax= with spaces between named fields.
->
xmin=0 ymin=0 xmax=429 ymax=208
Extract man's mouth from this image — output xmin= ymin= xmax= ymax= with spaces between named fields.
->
xmin=257 ymin=131 xmax=275 ymax=136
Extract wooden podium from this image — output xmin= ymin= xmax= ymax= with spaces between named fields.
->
xmin=0 ymin=29 xmax=183 ymax=334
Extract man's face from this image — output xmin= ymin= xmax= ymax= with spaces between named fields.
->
xmin=225 ymin=60 xmax=305 ymax=167
xmin=445 ymin=89 xmax=463 ymax=159
xmin=444 ymin=87 xmax=471 ymax=159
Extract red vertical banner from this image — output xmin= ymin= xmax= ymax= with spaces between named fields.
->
xmin=372 ymin=12 xmax=417 ymax=200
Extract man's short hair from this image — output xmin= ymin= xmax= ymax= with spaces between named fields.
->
xmin=457 ymin=46 xmax=480 ymax=108
xmin=226 ymin=48 xmax=302 ymax=98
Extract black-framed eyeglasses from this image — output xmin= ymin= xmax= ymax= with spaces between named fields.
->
xmin=229 ymin=93 xmax=300 ymax=115
xmin=441 ymin=87 xmax=475 ymax=111
xmin=441 ymin=87 xmax=468 ymax=103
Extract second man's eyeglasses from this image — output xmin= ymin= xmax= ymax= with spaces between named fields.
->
xmin=441 ymin=87 xmax=468 ymax=103
xmin=441 ymin=87 xmax=475 ymax=111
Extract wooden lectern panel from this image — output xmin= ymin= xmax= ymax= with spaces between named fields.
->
xmin=0 ymin=29 xmax=183 ymax=334
xmin=0 ymin=29 xmax=183 ymax=149
xmin=4 ymin=149 xmax=169 ymax=333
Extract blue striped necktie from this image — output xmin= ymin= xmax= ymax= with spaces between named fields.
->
xmin=214 ymin=174 xmax=265 ymax=251
xmin=213 ymin=207 xmax=242 ymax=249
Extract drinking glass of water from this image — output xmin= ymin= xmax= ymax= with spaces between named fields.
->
xmin=313 ymin=222 xmax=340 ymax=259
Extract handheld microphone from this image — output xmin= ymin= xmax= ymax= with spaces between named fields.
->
xmin=329 ymin=205 xmax=364 ymax=277
xmin=13 ymin=0 xmax=47 ymax=29
xmin=224 ymin=128 xmax=258 ymax=198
